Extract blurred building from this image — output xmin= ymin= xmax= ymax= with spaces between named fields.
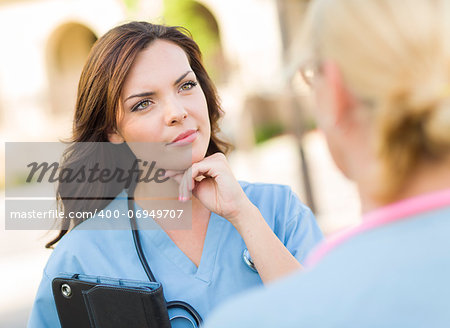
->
xmin=1 ymin=0 xmax=319 ymax=204
xmin=1 ymin=2 xmax=361 ymax=325
xmin=0 ymin=0 xmax=126 ymax=142
xmin=0 ymin=0 xmax=359 ymax=228
xmin=0 ymin=0 xmax=312 ymax=142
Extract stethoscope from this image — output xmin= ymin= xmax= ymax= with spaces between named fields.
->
xmin=242 ymin=249 xmax=258 ymax=272
xmin=127 ymin=180 xmax=258 ymax=327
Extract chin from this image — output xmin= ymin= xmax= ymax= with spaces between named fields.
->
xmin=191 ymin=134 xmax=210 ymax=163
xmin=191 ymin=148 xmax=208 ymax=164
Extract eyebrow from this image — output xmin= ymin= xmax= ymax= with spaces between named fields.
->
xmin=124 ymin=70 xmax=194 ymax=103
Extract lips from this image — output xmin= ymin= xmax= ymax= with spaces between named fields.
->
xmin=169 ymin=129 xmax=198 ymax=146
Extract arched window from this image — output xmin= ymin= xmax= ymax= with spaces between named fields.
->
xmin=46 ymin=23 xmax=97 ymax=116
xmin=164 ymin=0 xmax=227 ymax=84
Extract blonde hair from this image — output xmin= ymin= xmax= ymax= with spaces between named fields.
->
xmin=299 ymin=0 xmax=450 ymax=200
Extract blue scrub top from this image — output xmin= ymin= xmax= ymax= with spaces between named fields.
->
xmin=204 ymin=204 xmax=450 ymax=328
xmin=28 ymin=182 xmax=323 ymax=327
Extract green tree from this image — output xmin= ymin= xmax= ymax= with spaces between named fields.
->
xmin=163 ymin=0 xmax=225 ymax=82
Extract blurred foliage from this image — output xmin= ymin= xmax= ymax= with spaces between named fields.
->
xmin=304 ymin=117 xmax=317 ymax=131
xmin=254 ymin=121 xmax=285 ymax=144
xmin=7 ymin=172 xmax=36 ymax=188
xmin=122 ymin=0 xmax=140 ymax=14
xmin=163 ymin=0 xmax=225 ymax=82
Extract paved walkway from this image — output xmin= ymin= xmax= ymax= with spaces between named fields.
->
xmin=0 ymin=207 xmax=52 ymax=327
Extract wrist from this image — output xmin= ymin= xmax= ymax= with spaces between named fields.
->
xmin=227 ymin=201 xmax=260 ymax=231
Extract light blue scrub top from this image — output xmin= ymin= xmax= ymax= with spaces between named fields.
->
xmin=28 ymin=182 xmax=323 ymax=327
xmin=205 ymin=205 xmax=450 ymax=328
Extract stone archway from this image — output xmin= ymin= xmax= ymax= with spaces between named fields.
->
xmin=46 ymin=23 xmax=97 ymax=116
xmin=164 ymin=0 xmax=227 ymax=84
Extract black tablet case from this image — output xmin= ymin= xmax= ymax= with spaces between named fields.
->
xmin=52 ymin=276 xmax=171 ymax=328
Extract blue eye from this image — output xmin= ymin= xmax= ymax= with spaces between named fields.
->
xmin=131 ymin=99 xmax=152 ymax=112
xmin=180 ymin=80 xmax=198 ymax=92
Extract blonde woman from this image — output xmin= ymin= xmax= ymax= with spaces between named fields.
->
xmin=205 ymin=0 xmax=450 ymax=326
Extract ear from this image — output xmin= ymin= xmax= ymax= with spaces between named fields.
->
xmin=322 ymin=61 xmax=356 ymax=126
xmin=108 ymin=129 xmax=125 ymax=144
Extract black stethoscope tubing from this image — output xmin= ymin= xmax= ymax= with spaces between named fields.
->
xmin=127 ymin=183 xmax=203 ymax=327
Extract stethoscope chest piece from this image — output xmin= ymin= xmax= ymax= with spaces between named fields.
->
xmin=242 ymin=248 xmax=258 ymax=272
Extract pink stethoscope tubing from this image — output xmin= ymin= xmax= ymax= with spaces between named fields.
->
xmin=305 ymin=188 xmax=450 ymax=267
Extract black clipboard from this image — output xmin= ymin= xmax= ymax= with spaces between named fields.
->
xmin=52 ymin=274 xmax=171 ymax=328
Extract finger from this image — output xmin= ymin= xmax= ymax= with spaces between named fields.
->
xmin=190 ymin=174 xmax=206 ymax=191
xmin=179 ymin=171 xmax=186 ymax=202
xmin=189 ymin=172 xmax=195 ymax=192
xmin=187 ymin=167 xmax=195 ymax=192
xmin=190 ymin=162 xmax=217 ymax=181
xmin=179 ymin=168 xmax=192 ymax=202
xmin=184 ymin=168 xmax=193 ymax=201
xmin=170 ymin=173 xmax=183 ymax=185
xmin=163 ymin=169 xmax=183 ymax=178
xmin=194 ymin=175 xmax=205 ymax=182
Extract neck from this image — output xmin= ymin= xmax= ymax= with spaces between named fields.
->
xmin=134 ymin=177 xmax=179 ymax=199
xmin=134 ymin=178 xmax=210 ymax=223
xmin=358 ymin=157 xmax=450 ymax=214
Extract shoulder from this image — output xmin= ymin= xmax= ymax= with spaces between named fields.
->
xmin=43 ymin=190 xmax=130 ymax=277
xmin=43 ymin=229 xmax=94 ymax=278
xmin=239 ymin=181 xmax=306 ymax=213
xmin=206 ymin=208 xmax=450 ymax=327
xmin=206 ymin=221 xmax=450 ymax=328
xmin=239 ymin=181 xmax=294 ymax=199
xmin=206 ymin=259 xmax=351 ymax=327
xmin=307 ymin=205 xmax=450 ymax=268
xmin=238 ymin=181 xmax=323 ymax=258
xmin=204 ymin=269 xmax=307 ymax=327
xmin=239 ymin=181 xmax=313 ymax=224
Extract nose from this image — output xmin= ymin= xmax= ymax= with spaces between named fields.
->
xmin=164 ymin=96 xmax=188 ymax=126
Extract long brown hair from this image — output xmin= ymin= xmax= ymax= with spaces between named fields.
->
xmin=46 ymin=21 xmax=231 ymax=248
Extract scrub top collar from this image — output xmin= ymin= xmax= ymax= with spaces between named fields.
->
xmin=130 ymin=192 xmax=227 ymax=284
xmin=306 ymin=188 xmax=450 ymax=267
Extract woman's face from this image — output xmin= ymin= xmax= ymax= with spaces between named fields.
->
xmin=304 ymin=61 xmax=354 ymax=178
xmin=110 ymin=39 xmax=211 ymax=168
xmin=310 ymin=61 xmax=372 ymax=181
